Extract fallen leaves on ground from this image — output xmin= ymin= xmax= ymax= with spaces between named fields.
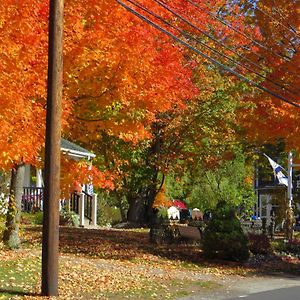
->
xmin=0 ymin=226 xmax=299 ymax=299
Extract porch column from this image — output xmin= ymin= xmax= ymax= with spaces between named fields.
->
xmin=36 ymin=168 xmax=43 ymax=188
xmin=79 ymin=193 xmax=85 ymax=227
xmin=91 ymin=194 xmax=97 ymax=227
xmin=23 ymin=164 xmax=31 ymax=187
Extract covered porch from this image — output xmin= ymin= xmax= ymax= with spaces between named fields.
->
xmin=22 ymin=138 xmax=98 ymax=228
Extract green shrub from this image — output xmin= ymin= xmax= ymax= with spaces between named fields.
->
xmin=21 ymin=212 xmax=43 ymax=225
xmin=60 ymin=209 xmax=79 ymax=227
xmin=32 ymin=211 xmax=43 ymax=225
xmin=248 ymin=233 xmax=273 ymax=255
xmin=97 ymin=202 xmax=122 ymax=227
xmin=202 ymin=201 xmax=249 ymax=261
xmin=157 ymin=207 xmax=168 ymax=220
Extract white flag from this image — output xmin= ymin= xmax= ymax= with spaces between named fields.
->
xmin=264 ymin=154 xmax=288 ymax=187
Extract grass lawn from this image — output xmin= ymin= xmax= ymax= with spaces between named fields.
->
xmin=0 ymin=218 xmax=300 ymax=299
xmin=0 ymin=254 xmax=41 ymax=299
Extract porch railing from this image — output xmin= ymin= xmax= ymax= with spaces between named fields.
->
xmin=83 ymin=191 xmax=93 ymax=221
xmin=69 ymin=192 xmax=80 ymax=214
xmin=22 ymin=187 xmax=44 ymax=212
xmin=22 ymin=187 xmax=97 ymax=226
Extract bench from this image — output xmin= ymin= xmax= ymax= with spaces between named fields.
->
xmin=176 ymin=225 xmax=202 ymax=241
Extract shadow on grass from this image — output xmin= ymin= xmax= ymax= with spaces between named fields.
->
xmin=23 ymin=226 xmax=300 ymax=276
xmin=0 ymin=289 xmax=38 ymax=297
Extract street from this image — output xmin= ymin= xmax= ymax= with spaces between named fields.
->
xmin=226 ymin=286 xmax=300 ymax=300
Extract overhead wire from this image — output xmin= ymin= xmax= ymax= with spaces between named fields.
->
xmin=215 ymin=0 xmax=300 ymax=59
xmin=122 ymin=0 xmax=300 ymax=99
xmin=156 ymin=0 xmax=300 ymax=81
xmin=155 ymin=0 xmax=265 ymax=70
xmin=152 ymin=0 xmax=299 ymax=98
xmin=249 ymin=3 xmax=300 ymax=40
xmin=116 ymin=0 xmax=300 ymax=109
xmin=272 ymin=0 xmax=300 ymax=36
xmin=187 ymin=0 xmax=292 ymax=62
xmin=211 ymin=0 xmax=300 ymax=41
xmin=154 ymin=0 xmax=300 ymax=81
xmin=192 ymin=0 xmax=300 ymax=79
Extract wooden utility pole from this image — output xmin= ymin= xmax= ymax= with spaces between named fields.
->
xmin=41 ymin=0 xmax=64 ymax=296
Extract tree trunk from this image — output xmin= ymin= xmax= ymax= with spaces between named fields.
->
xmin=145 ymin=186 xmax=158 ymax=223
xmin=127 ymin=195 xmax=146 ymax=225
xmin=3 ymin=163 xmax=25 ymax=249
xmin=119 ymin=207 xmax=127 ymax=223
xmin=127 ymin=180 xmax=158 ymax=226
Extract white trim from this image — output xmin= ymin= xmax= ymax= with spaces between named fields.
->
xmin=79 ymin=193 xmax=85 ymax=227
xmin=61 ymin=147 xmax=96 ymax=159
xmin=91 ymin=194 xmax=97 ymax=227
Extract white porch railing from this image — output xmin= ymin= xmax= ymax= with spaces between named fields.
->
xmin=22 ymin=187 xmax=97 ymax=227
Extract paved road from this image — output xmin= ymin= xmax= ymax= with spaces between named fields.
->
xmin=226 ymin=286 xmax=300 ymax=299
xmin=178 ymin=274 xmax=300 ymax=300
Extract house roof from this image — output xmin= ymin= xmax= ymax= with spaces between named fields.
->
xmin=61 ymin=138 xmax=96 ymax=160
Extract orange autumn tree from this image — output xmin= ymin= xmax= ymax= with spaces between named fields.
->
xmin=0 ymin=1 xmax=49 ymax=170
xmin=237 ymin=0 xmax=300 ymax=150
xmin=60 ymin=156 xmax=115 ymax=198
xmin=65 ymin=0 xmax=262 ymax=144
xmin=0 ymin=1 xmax=52 ymax=248
xmin=64 ymin=0 xmax=199 ymax=144
xmin=63 ymin=0 xmax=258 ymax=164
xmin=0 ymin=0 xmax=198 ymax=238
xmin=68 ymin=1 xmax=267 ymax=224
xmin=0 ymin=0 xmax=265 ymax=231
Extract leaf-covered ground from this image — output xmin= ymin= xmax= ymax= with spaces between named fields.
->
xmin=0 ymin=226 xmax=300 ymax=300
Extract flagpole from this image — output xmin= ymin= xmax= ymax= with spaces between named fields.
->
xmin=288 ymin=152 xmax=293 ymax=208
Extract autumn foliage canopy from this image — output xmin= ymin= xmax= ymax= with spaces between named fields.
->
xmin=0 ymin=0 xmax=299 ymax=192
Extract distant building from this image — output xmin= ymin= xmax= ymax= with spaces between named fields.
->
xmin=254 ymin=161 xmax=300 ymax=230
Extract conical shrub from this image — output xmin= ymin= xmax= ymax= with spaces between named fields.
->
xmin=202 ymin=201 xmax=249 ymax=261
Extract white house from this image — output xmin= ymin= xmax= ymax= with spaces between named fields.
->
xmin=21 ymin=138 xmax=98 ymax=227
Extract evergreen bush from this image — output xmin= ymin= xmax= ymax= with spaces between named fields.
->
xmin=202 ymin=201 xmax=249 ymax=261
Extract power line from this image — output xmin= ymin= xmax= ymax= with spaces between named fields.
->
xmin=216 ymin=1 xmax=300 ymax=61
xmin=123 ymin=0 xmax=300 ymax=101
xmin=155 ymin=0 xmax=264 ymax=70
xmin=210 ymin=0 xmax=300 ymax=41
xmin=177 ymin=0 xmax=300 ymax=77
xmin=151 ymin=0 xmax=299 ymax=99
xmin=155 ymin=0 xmax=300 ymax=81
xmin=116 ymin=0 xmax=300 ymax=109
xmin=271 ymin=0 xmax=300 ymax=36
xmin=187 ymin=0 xmax=292 ymax=62
xmin=156 ymin=0 xmax=288 ymax=77
xmin=248 ymin=3 xmax=300 ymax=40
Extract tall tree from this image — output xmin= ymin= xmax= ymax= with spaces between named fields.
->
xmin=237 ymin=0 xmax=300 ymax=149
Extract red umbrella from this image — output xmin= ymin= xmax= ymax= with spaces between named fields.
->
xmin=172 ymin=200 xmax=187 ymax=209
